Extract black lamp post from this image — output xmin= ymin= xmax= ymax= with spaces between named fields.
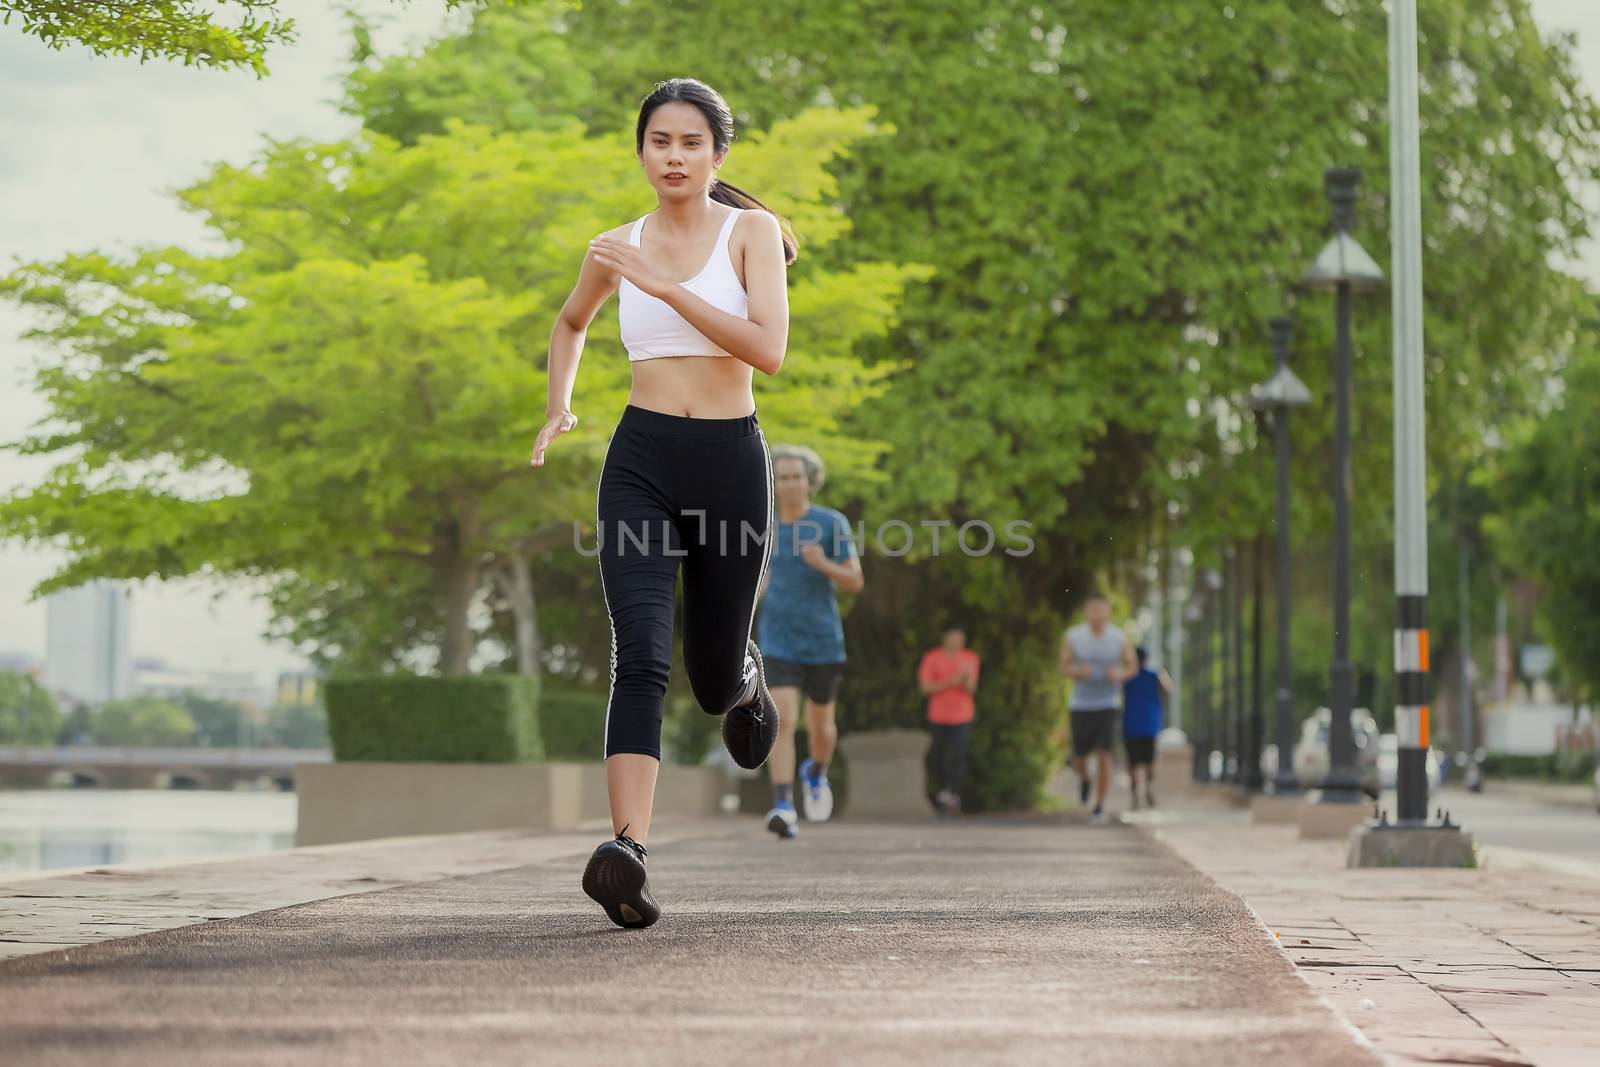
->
xmin=1303 ymin=166 xmax=1384 ymax=804
xmin=1251 ymin=316 xmax=1313 ymax=793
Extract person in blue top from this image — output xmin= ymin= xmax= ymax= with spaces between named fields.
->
xmin=1122 ymin=645 xmax=1172 ymax=810
xmin=757 ymin=444 xmax=864 ymax=839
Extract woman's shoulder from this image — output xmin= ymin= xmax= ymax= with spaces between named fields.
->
xmin=731 ymin=206 xmax=781 ymax=239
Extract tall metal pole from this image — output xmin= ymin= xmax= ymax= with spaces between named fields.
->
xmin=1323 ymin=168 xmax=1362 ymax=801
xmin=1247 ymin=533 xmax=1266 ymax=791
xmin=1221 ymin=548 xmax=1237 ymax=783
xmin=1194 ymin=585 xmax=1213 ymax=782
xmin=1458 ymin=536 xmax=1473 ymax=759
xmin=1233 ymin=543 xmax=1248 ymax=785
xmin=1389 ymin=0 xmax=1431 ymax=823
xmin=1268 ymin=317 xmax=1304 ymax=794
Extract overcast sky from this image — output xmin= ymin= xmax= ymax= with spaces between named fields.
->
xmin=2 ymin=1 xmax=1599 ymax=682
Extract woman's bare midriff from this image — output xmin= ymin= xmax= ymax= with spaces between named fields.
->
xmin=628 ymin=354 xmax=757 ymax=418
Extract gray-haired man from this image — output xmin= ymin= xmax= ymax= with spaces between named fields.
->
xmin=757 ymin=444 xmax=864 ymax=839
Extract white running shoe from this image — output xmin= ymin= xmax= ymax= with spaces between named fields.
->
xmin=799 ymin=759 xmax=834 ymax=822
xmin=766 ymin=805 xmax=798 ymax=839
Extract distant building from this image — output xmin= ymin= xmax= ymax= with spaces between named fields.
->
xmin=0 ymin=650 xmax=43 ymax=677
xmin=134 ymin=664 xmax=270 ymax=709
xmin=276 ymin=671 xmax=320 ymax=708
xmin=43 ymin=580 xmax=133 ymax=706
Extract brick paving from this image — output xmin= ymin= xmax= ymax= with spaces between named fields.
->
xmin=1149 ymin=800 xmax=1600 ymax=1067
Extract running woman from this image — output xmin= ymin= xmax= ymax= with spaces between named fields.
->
xmin=1121 ymin=645 xmax=1172 ymax=810
xmin=531 ymin=78 xmax=796 ymax=928
xmin=1059 ymin=592 xmax=1136 ymax=823
xmin=758 ymin=444 xmax=864 ymax=839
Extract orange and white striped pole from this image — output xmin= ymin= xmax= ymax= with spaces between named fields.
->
xmin=1390 ymin=0 xmax=1432 ymax=824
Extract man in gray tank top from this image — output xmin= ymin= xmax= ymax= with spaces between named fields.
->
xmin=1059 ymin=591 xmax=1136 ymax=823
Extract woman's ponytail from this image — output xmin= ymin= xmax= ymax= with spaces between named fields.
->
xmin=711 ymin=179 xmax=798 ymax=265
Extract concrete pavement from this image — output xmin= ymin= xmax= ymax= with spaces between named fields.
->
xmin=1149 ymin=795 xmax=1600 ymax=1067
xmin=0 ymin=815 xmax=1376 ymax=1067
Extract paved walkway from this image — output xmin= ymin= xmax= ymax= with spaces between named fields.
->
xmin=1 ymin=826 xmax=698 ymax=961
xmin=1149 ymin=795 xmax=1600 ymax=1067
xmin=1 ymin=816 xmax=1374 ymax=1067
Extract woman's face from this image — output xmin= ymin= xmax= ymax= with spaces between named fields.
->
xmin=638 ymin=101 xmax=725 ymax=200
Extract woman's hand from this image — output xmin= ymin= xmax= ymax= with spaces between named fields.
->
xmin=588 ymin=234 xmax=672 ymax=298
xmin=530 ymin=410 xmax=578 ymax=468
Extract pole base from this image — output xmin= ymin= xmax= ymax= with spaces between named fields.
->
xmin=1251 ymin=792 xmax=1303 ymax=824
xmin=1298 ymin=790 xmax=1370 ymax=840
xmin=1347 ymin=823 xmax=1476 ymax=868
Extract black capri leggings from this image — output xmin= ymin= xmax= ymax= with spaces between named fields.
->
xmin=597 ymin=404 xmax=772 ymax=759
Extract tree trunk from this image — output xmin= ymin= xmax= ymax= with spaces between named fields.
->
xmin=435 ymin=504 xmax=482 ymax=676
xmin=495 ymin=550 xmax=540 ymax=677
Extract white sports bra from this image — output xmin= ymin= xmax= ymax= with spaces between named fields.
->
xmin=618 ymin=208 xmax=749 ymax=361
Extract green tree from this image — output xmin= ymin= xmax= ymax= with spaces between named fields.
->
xmin=265 ymin=702 xmax=329 ymax=748
xmin=93 ymin=696 xmax=195 ymax=746
xmin=1 ymin=1 xmax=519 ymax=75
xmin=358 ymin=0 xmax=1599 ymax=805
xmin=1487 ymin=326 xmax=1600 ymax=702
xmin=0 ymin=671 xmax=63 ymax=745
xmin=2 ymin=111 xmax=927 ymax=676
xmin=172 ymin=691 xmax=249 ymax=746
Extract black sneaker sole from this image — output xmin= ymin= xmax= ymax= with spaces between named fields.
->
xmin=722 ymin=641 xmax=778 ymax=770
xmin=767 ymin=812 xmax=797 ymax=839
xmin=582 ymin=842 xmax=660 ymax=929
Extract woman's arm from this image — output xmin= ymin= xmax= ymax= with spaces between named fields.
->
xmin=531 ymin=245 xmax=619 ymax=468
xmin=588 ymin=211 xmax=790 ymax=375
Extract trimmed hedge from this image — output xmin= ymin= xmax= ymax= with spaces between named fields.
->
xmin=538 ymin=682 xmax=608 ymax=761
xmin=326 ymin=674 xmax=541 ymax=762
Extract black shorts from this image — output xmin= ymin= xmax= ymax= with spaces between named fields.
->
xmin=1124 ymin=737 xmax=1156 ymax=767
xmin=1070 ymin=709 xmax=1118 ymax=758
xmin=763 ymin=658 xmax=843 ymax=704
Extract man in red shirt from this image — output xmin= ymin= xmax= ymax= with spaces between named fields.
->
xmin=918 ymin=622 xmax=980 ymax=816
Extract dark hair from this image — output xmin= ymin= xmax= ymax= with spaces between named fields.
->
xmin=1085 ymin=590 xmax=1109 ymax=604
xmin=1136 ymin=645 xmax=1149 ymax=664
xmin=943 ymin=620 xmax=967 ymax=636
xmin=635 ymin=78 xmax=798 ymax=264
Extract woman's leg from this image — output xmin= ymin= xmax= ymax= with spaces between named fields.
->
xmin=596 ymin=431 xmax=682 ymax=846
xmin=606 ymin=754 xmax=660 ymax=843
xmin=678 ymin=431 xmax=771 ymax=716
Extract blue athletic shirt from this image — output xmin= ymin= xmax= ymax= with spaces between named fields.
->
xmin=1122 ymin=668 xmax=1164 ymax=739
xmin=757 ymin=505 xmax=854 ymax=664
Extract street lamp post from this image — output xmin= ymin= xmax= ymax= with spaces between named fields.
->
xmin=1247 ymin=533 xmax=1266 ymax=792
xmin=1232 ymin=542 xmax=1247 ymax=784
xmin=1304 ymin=165 xmax=1384 ymax=804
xmin=1252 ymin=315 xmax=1313 ymax=795
xmin=1219 ymin=546 xmax=1235 ymax=783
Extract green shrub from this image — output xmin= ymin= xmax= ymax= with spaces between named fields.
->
xmin=538 ymin=681 xmax=607 ymax=761
xmin=1481 ymin=749 xmax=1598 ymax=783
xmin=325 ymin=674 xmax=540 ymax=762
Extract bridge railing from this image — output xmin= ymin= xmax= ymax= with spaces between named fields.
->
xmin=0 ymin=745 xmax=333 ymax=769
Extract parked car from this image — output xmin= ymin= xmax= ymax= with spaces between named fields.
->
xmin=1376 ymin=733 xmax=1444 ymax=793
xmin=1294 ymin=707 xmax=1381 ymax=797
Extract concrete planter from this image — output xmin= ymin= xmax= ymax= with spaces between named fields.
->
xmin=296 ymin=761 xmax=723 ymax=846
xmin=837 ymin=729 xmax=931 ymax=819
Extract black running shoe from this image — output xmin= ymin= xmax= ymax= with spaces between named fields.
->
xmin=721 ymin=640 xmax=779 ymax=770
xmin=582 ymin=829 xmax=659 ymax=929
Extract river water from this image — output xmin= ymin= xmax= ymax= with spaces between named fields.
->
xmin=0 ymin=789 xmax=297 ymax=875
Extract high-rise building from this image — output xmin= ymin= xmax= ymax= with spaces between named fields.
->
xmin=43 ymin=580 xmax=133 ymax=705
